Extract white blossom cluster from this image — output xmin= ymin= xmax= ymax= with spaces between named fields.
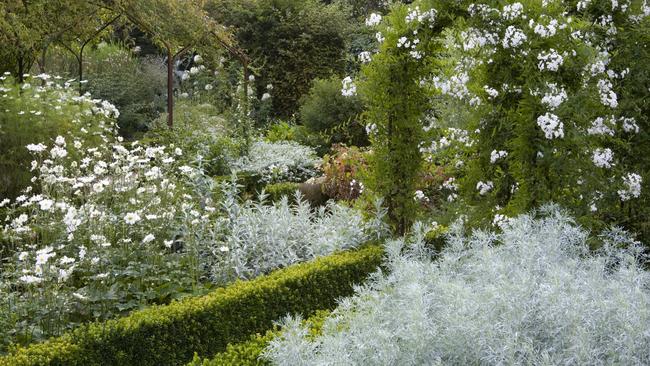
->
xmin=540 ymin=82 xmax=567 ymax=109
xmin=358 ymin=51 xmax=372 ymax=63
xmin=592 ymin=147 xmax=614 ymax=168
xmin=502 ymin=2 xmax=524 ymax=21
xmin=462 ymin=28 xmax=499 ymax=51
xmin=587 ymin=116 xmax=616 ymax=136
xmin=489 ymin=150 xmax=508 ymax=164
xmin=502 ymin=26 xmax=528 ymax=48
xmin=365 ymin=13 xmax=382 ymax=27
xmin=404 ymin=6 xmax=437 ymax=26
xmin=618 ymin=172 xmax=643 ymax=201
xmin=537 ymin=49 xmax=564 ymax=71
xmin=536 ymin=113 xmax=564 ymax=139
xmin=432 ymin=72 xmax=471 ymax=100
xmin=476 ymin=180 xmax=494 ymax=195
xmin=341 ymin=76 xmax=357 ymax=97
xmin=597 ymin=79 xmax=618 ymax=108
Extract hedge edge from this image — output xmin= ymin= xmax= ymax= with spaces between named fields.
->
xmin=0 ymin=244 xmax=383 ymax=366
xmin=186 ymin=310 xmax=332 ymax=366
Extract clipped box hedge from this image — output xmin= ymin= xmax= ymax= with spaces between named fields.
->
xmin=186 ymin=310 xmax=330 ymax=366
xmin=0 ymin=245 xmax=383 ymax=366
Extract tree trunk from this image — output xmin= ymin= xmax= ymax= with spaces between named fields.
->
xmin=78 ymin=47 xmax=85 ymax=95
xmin=166 ymin=47 xmax=174 ymax=129
xmin=17 ymin=55 xmax=25 ymax=83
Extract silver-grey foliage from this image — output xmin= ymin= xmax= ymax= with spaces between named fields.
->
xmin=265 ymin=207 xmax=650 ymax=365
xmin=209 ymin=185 xmax=387 ymax=283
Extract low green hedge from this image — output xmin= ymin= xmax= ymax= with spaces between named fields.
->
xmin=264 ymin=182 xmax=300 ymax=203
xmin=0 ymin=245 xmax=383 ymax=366
xmin=186 ymin=310 xmax=330 ymax=366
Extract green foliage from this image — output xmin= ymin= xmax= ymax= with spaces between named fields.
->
xmin=360 ymin=5 xmax=433 ymax=234
xmin=205 ymin=0 xmax=351 ymax=118
xmin=299 ymin=77 xmax=367 ymax=147
xmin=145 ymin=99 xmax=242 ymax=175
xmin=0 ymin=245 xmax=383 ymax=366
xmin=265 ymin=121 xmax=297 ymax=143
xmin=186 ymin=310 xmax=330 ymax=366
xmin=264 ymin=182 xmax=300 ymax=203
xmin=84 ymin=43 xmax=166 ymax=136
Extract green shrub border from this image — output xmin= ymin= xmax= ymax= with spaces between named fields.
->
xmin=0 ymin=245 xmax=383 ymax=366
xmin=264 ymin=182 xmax=301 ymax=203
xmin=186 ymin=310 xmax=331 ymax=366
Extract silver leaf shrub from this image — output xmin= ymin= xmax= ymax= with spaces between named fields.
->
xmin=230 ymin=140 xmax=321 ymax=184
xmin=265 ymin=207 xmax=650 ymax=365
xmin=209 ymin=185 xmax=388 ymax=283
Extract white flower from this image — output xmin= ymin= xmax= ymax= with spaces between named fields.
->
xmin=536 ymin=113 xmax=564 ymax=139
xmin=414 ymin=190 xmax=429 ymax=202
xmin=26 ymin=143 xmax=47 ymax=153
xmin=476 ymin=181 xmax=494 ymax=195
xmin=219 ymin=246 xmax=230 ymax=253
xmin=490 ymin=150 xmax=508 ymax=164
xmin=537 ymin=49 xmax=564 ymax=72
xmin=164 ymin=240 xmax=174 ymax=248
xmin=189 ymin=66 xmax=200 ymax=75
xmin=587 ymin=117 xmax=615 ymax=136
xmin=358 ymin=51 xmax=372 ymax=63
xmin=502 ymin=26 xmax=527 ymax=49
xmin=59 ymin=256 xmax=75 ymax=265
xmin=124 ymin=212 xmax=141 ymax=225
xmin=261 ymin=92 xmax=271 ymax=101
xmin=597 ymin=79 xmax=618 ymax=108
xmin=20 ymin=275 xmax=42 ymax=284
xmin=36 ymin=247 xmax=56 ymax=266
xmin=341 ymin=77 xmax=357 ymax=97
xmin=502 ymin=3 xmax=524 ymax=20
xmin=142 ymin=234 xmax=155 ymax=244
xmin=193 ymin=54 xmax=203 ymax=63
xmin=365 ymin=13 xmax=382 ymax=26
xmin=618 ymin=173 xmax=642 ymax=201
xmin=175 ymin=148 xmax=183 ymax=156
xmin=540 ymin=83 xmax=567 ymax=110
xmin=592 ymin=148 xmax=614 ymax=168
xmin=621 ymin=117 xmax=639 ymax=133
xmin=18 ymin=251 xmax=29 ymax=261
xmin=178 ymin=165 xmax=193 ymax=174
xmin=484 ymin=86 xmax=499 ymax=99
xmin=50 ymin=146 xmax=68 ymax=159
xmin=55 ymin=136 xmax=66 ymax=146
xmin=39 ymin=199 xmax=54 ymax=211
xmin=204 ymin=83 xmax=213 ymax=91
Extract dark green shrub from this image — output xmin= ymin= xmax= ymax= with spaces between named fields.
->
xmin=0 ymin=245 xmax=383 ymax=366
xmin=84 ymin=43 xmax=166 ymax=137
xmin=205 ymin=0 xmax=350 ymax=118
xmin=299 ymin=77 xmax=367 ymax=147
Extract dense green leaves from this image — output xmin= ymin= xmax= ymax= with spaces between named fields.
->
xmin=0 ymin=245 xmax=383 ymax=366
xmin=206 ymin=0 xmax=351 ymax=118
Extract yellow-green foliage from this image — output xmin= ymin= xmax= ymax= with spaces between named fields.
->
xmin=264 ymin=182 xmax=300 ymax=203
xmin=0 ymin=245 xmax=383 ymax=366
xmin=186 ymin=310 xmax=330 ymax=366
